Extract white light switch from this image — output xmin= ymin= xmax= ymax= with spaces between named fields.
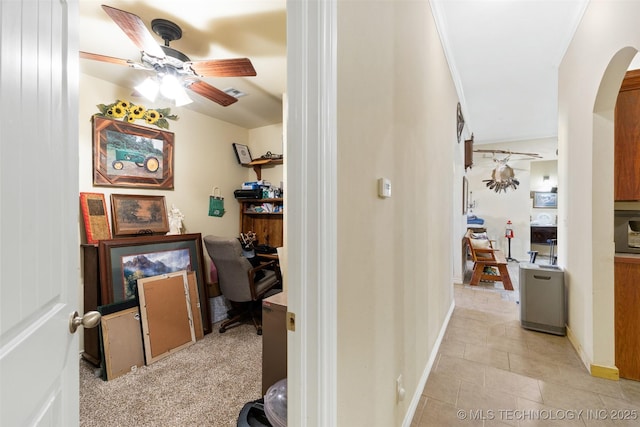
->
xmin=378 ymin=178 xmax=391 ymax=198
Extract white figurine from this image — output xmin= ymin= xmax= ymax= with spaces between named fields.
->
xmin=167 ymin=205 xmax=185 ymax=235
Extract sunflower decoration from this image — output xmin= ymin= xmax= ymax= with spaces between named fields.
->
xmin=95 ymin=100 xmax=179 ymax=129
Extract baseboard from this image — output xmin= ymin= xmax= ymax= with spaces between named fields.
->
xmin=591 ymin=364 xmax=619 ymax=380
xmin=402 ymin=299 xmax=455 ymax=427
xmin=566 ymin=325 xmax=619 ymax=381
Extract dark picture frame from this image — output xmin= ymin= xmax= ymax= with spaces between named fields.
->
xmin=232 ymin=142 xmax=253 ymax=165
xmin=533 ymin=191 xmax=558 ymax=208
xmin=110 ymin=194 xmax=169 ymax=236
xmin=457 ymin=102 xmax=465 ymax=143
xmin=98 ymin=233 xmax=211 ymax=334
xmin=93 ymin=115 xmax=174 ymax=189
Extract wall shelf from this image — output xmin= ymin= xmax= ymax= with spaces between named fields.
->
xmin=245 ymin=158 xmax=283 ymax=180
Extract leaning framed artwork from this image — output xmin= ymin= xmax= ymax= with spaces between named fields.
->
xmin=110 ymin=194 xmax=169 ymax=236
xmin=533 ymin=191 xmax=557 ymax=208
xmin=92 ymin=116 xmax=174 ymax=189
xmin=98 ymin=233 xmax=211 ymax=334
xmin=79 ymin=192 xmax=111 ymax=244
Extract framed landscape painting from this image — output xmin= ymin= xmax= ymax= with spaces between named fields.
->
xmin=92 ymin=116 xmax=174 ymax=189
xmin=98 ymin=233 xmax=211 ymax=333
xmin=110 ymin=194 xmax=169 ymax=236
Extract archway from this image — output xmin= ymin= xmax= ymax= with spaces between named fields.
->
xmin=590 ymin=47 xmax=637 ymax=374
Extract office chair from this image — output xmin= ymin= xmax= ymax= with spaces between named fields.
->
xmin=203 ymin=235 xmax=282 ymax=335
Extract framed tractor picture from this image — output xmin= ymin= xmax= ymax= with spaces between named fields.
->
xmin=92 ymin=116 xmax=174 ymax=189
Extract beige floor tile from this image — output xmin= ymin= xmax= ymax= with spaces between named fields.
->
xmin=486 ymin=333 xmax=531 ymax=356
xmin=422 ymin=371 xmax=461 ymax=405
xmin=484 ymin=366 xmax=544 ymax=403
xmin=444 ymin=324 xmax=488 ymax=346
xmin=619 ymin=379 xmax=640 ymax=404
xmin=411 ymin=395 xmax=428 ymax=427
xmin=508 ymin=352 xmax=562 ymax=380
xmin=418 ymin=398 xmax=483 ymax=427
xmin=434 ymin=355 xmax=486 ymax=387
xmin=463 ymin=344 xmax=510 ymax=370
xmin=457 ymin=381 xmax=519 ymax=426
xmin=546 ymin=365 xmax=626 ymax=401
xmin=412 ymin=275 xmax=640 ymax=427
xmin=438 ymin=339 xmax=466 ymax=359
xmin=538 ymin=379 xmax=605 ymax=410
xmin=516 ymin=397 xmax=588 ymax=426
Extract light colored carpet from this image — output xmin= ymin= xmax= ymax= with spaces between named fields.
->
xmin=80 ymin=322 xmax=262 ymax=427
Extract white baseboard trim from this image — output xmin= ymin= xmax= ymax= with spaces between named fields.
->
xmin=402 ymin=299 xmax=456 ymax=427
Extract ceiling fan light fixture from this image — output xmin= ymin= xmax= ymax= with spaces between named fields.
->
xmin=173 ymin=86 xmax=193 ymax=107
xmin=135 ymin=77 xmax=159 ymax=102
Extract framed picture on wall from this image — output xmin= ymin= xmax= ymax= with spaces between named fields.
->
xmin=92 ymin=116 xmax=174 ymax=189
xmin=232 ymin=143 xmax=253 ymax=165
xmin=533 ymin=191 xmax=557 ymax=208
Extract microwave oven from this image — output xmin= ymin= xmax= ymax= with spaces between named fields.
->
xmin=614 ymin=210 xmax=640 ymax=253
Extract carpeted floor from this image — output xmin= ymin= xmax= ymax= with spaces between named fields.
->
xmin=80 ymin=322 xmax=262 ymax=427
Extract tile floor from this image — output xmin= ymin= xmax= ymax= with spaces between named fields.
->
xmin=410 ymin=260 xmax=640 ymax=426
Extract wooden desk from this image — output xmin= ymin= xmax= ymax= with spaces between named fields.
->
xmin=262 ymin=291 xmax=287 ymax=394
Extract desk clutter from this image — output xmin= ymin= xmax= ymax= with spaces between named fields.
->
xmin=97 ymin=270 xmax=204 ymax=381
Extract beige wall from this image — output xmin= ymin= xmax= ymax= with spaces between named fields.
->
xmin=78 ymin=73 xmax=283 ymax=306
xmin=559 ymin=0 xmax=640 ymax=373
xmin=336 ymin=2 xmax=457 ymax=424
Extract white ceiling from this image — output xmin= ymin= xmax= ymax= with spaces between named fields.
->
xmin=80 ymin=1 xmax=592 ymax=142
xmin=432 ymin=0 xmax=589 ymax=145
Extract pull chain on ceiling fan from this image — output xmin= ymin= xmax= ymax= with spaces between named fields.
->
xmin=79 ymin=5 xmax=257 ymax=107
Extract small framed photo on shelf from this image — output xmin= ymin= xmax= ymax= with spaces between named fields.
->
xmin=232 ymin=143 xmax=252 ymax=165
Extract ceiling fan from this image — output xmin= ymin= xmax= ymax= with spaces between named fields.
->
xmin=80 ymin=5 xmax=256 ymax=107
xmin=473 ymin=149 xmax=542 ymax=193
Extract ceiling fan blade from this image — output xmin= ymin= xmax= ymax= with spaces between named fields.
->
xmin=80 ymin=51 xmax=132 ymax=66
xmin=187 ymin=80 xmax=238 ymax=107
xmin=188 ymin=58 xmax=257 ymax=77
xmin=474 ymin=149 xmax=542 ymax=158
xmin=101 ymin=5 xmax=165 ymax=59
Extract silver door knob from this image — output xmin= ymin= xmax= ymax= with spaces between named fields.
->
xmin=69 ymin=310 xmax=101 ymax=333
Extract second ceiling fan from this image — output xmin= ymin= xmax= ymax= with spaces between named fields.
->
xmin=80 ymin=5 xmax=256 ymax=107
xmin=474 ymin=149 xmax=542 ymax=193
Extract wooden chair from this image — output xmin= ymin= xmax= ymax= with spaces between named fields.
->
xmin=465 ymin=231 xmax=514 ymax=290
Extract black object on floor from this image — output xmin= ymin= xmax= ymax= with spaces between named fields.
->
xmin=237 ymin=398 xmax=272 ymax=427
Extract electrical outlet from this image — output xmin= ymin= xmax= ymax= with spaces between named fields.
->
xmin=396 ymin=374 xmax=406 ymax=402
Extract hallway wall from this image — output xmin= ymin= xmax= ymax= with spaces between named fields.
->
xmin=559 ymin=0 xmax=640 ymax=376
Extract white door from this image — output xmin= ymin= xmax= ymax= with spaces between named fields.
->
xmin=0 ymin=0 xmax=81 ymax=425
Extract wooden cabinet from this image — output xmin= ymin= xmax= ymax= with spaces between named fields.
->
xmin=238 ymin=198 xmax=284 ymax=248
xmin=81 ymin=244 xmax=102 ymax=366
xmin=614 ymin=255 xmax=640 ymax=380
xmin=262 ymin=291 xmax=287 ymax=394
xmin=615 ymin=70 xmax=640 ymax=201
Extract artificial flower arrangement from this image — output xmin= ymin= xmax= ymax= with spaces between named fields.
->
xmin=95 ymin=100 xmax=179 ymax=129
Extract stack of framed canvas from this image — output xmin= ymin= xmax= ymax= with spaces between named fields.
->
xmin=98 ymin=270 xmax=204 ymax=380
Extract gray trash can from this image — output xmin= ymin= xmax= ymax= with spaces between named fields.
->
xmin=519 ymin=263 xmax=566 ymax=335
